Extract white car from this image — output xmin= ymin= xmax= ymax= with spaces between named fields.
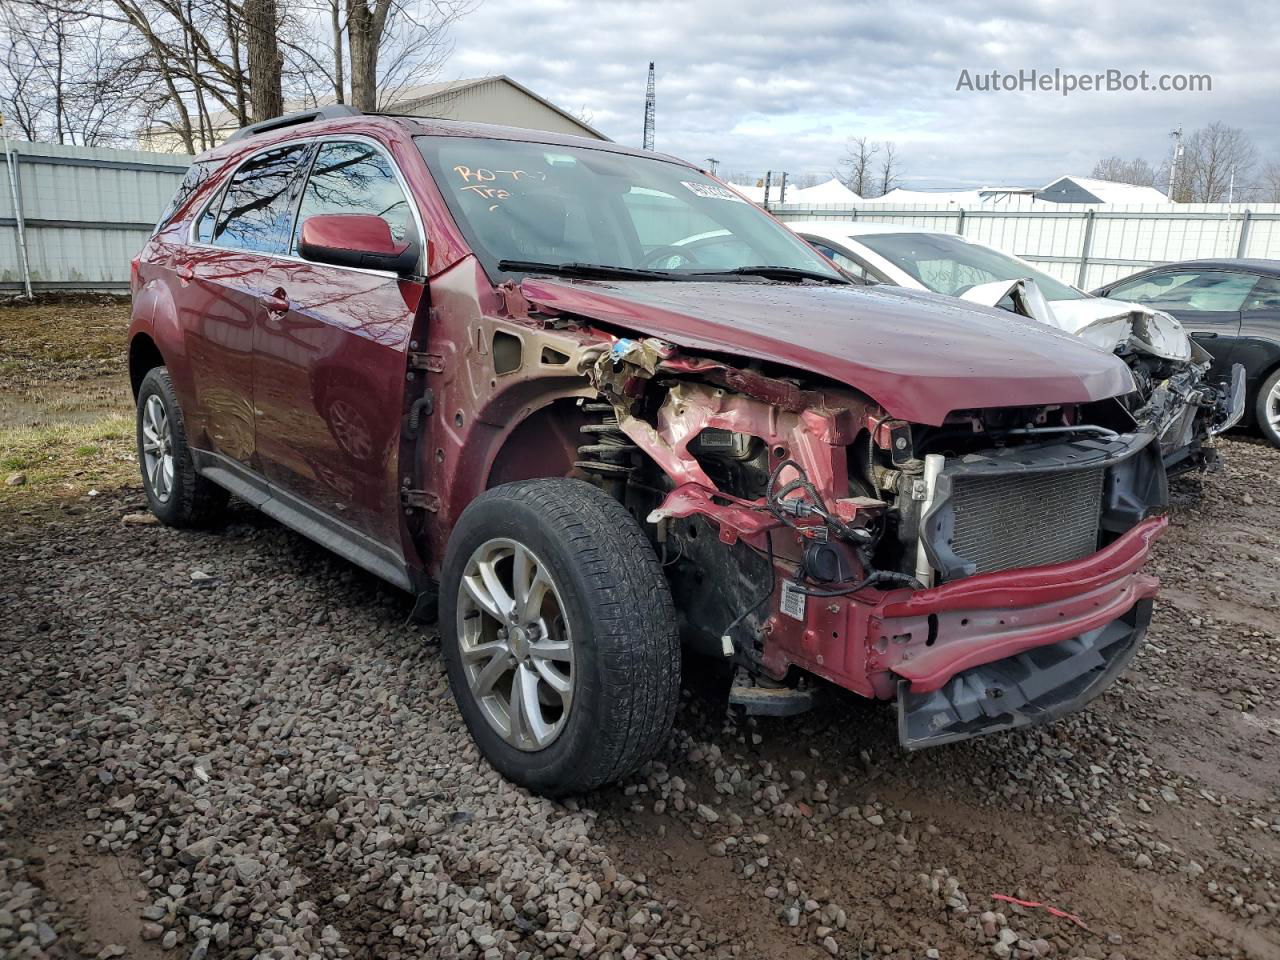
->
xmin=787 ymin=221 xmax=1245 ymax=472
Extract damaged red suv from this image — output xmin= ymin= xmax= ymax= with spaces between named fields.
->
xmin=130 ymin=107 xmax=1169 ymax=795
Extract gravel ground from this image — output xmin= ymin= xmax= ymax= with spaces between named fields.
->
xmin=2 ymin=437 xmax=1279 ymax=960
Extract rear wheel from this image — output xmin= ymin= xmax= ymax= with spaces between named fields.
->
xmin=1257 ymin=369 xmax=1280 ymax=448
xmin=135 ymin=367 xmax=228 ymax=526
xmin=440 ymin=478 xmax=680 ymax=795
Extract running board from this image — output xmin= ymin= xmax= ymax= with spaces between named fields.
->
xmin=191 ymin=449 xmax=415 ymax=593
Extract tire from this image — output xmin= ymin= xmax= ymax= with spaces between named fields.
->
xmin=1256 ymin=368 xmax=1280 ymax=448
xmin=135 ymin=366 xmax=229 ymax=527
xmin=440 ymin=478 xmax=680 ymax=796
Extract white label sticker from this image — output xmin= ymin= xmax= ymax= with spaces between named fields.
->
xmin=680 ymin=180 xmax=747 ymax=203
xmin=780 ymin=580 xmax=807 ymax=621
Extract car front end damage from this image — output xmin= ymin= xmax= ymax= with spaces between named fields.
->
xmin=964 ymin=280 xmax=1245 ymax=473
xmin=567 ymin=330 xmax=1169 ymax=749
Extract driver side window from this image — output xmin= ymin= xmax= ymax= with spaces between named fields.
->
xmin=1110 ymin=271 xmax=1256 ymax=311
xmin=290 ymin=141 xmax=415 ymax=255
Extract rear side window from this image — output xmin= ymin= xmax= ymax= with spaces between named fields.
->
xmin=290 ymin=141 xmax=414 ymax=254
xmin=213 ymin=142 xmax=310 ymax=253
xmin=1245 ymin=276 xmax=1280 ymax=312
xmin=155 ymin=161 xmax=214 ymax=233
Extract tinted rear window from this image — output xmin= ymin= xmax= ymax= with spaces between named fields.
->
xmin=213 ymin=143 xmax=311 ymax=253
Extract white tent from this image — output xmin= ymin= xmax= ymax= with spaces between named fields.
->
xmin=786 ymin=178 xmax=862 ymax=204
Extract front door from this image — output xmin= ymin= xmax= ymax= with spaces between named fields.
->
xmin=1107 ymin=269 xmax=1254 ymax=385
xmin=253 ymin=138 xmax=426 ymax=553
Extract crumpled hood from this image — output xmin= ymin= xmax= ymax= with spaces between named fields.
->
xmin=957 ymin=282 xmax=1194 ymax=363
xmin=519 ymin=278 xmax=1135 ymax=425
xmin=1047 ymin=297 xmax=1193 ymax=362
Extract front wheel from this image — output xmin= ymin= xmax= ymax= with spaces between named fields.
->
xmin=1257 ymin=368 xmax=1280 ymax=448
xmin=440 ymin=478 xmax=680 ymax=796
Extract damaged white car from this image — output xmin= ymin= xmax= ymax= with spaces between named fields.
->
xmin=789 ymin=222 xmax=1246 ymax=473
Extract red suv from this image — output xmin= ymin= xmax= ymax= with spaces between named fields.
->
xmin=130 ymin=107 xmax=1169 ymax=795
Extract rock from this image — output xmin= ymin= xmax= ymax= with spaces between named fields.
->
xmin=695 ymin=803 xmax=719 ymax=823
xmin=5 ymin=472 xmax=26 ymax=486
xmin=233 ymin=856 xmax=263 ymax=883
xmin=122 ymin=512 xmax=159 ymax=525
xmin=823 ymin=935 xmax=840 ymax=955
xmin=177 ymin=837 xmax=218 ymax=865
xmin=141 ymin=922 xmax=164 ymax=941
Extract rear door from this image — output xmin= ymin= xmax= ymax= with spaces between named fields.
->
xmin=178 ymin=141 xmax=312 ymax=466
xmin=1237 ymin=275 xmax=1280 ymax=396
xmin=253 ymin=137 xmax=426 ymax=556
xmin=1106 ymin=269 xmax=1253 ymax=383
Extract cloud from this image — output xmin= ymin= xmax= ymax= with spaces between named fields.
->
xmin=443 ymin=0 xmax=1279 ymax=187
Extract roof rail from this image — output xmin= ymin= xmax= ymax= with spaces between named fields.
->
xmin=224 ymin=105 xmax=362 ymax=144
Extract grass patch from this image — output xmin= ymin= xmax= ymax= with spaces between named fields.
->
xmin=0 ymin=299 xmax=138 ymax=517
xmin=0 ymin=296 xmax=131 ymax=388
xmin=0 ymin=412 xmax=137 ymax=512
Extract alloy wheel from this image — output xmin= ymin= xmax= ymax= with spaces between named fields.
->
xmin=141 ymin=394 xmax=175 ymax=503
xmin=1267 ymin=378 xmax=1280 ymax=436
xmin=455 ymin=538 xmax=574 ymax=751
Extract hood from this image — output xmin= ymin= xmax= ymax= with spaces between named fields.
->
xmin=518 ymin=278 xmax=1135 ymax=426
xmin=1044 ymin=297 xmax=1193 ymax=362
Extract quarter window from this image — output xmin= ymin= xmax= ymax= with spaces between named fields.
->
xmin=291 ymin=141 xmax=414 ymax=255
xmin=155 ymin=160 xmax=214 ymax=233
xmin=213 ymin=142 xmax=310 ymax=254
xmin=1244 ymin=276 xmax=1280 ymax=312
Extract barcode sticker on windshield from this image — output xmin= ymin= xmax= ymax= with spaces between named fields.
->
xmin=681 ymin=181 xmax=747 ymax=203
xmin=780 ymin=581 xmax=807 ymax=621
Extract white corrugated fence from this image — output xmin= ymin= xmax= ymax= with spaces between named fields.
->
xmin=1 ymin=140 xmax=192 ymax=293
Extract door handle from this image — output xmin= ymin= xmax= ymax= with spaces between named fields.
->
xmin=1192 ymin=331 xmax=1218 ymax=338
xmin=261 ymin=290 xmax=290 ymax=316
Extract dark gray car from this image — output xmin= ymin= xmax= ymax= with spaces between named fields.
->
xmin=1095 ymin=259 xmax=1280 ymax=446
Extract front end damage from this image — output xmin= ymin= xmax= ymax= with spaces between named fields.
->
xmin=962 ymin=279 xmax=1246 ymax=473
xmin=567 ymin=331 xmax=1169 ymax=749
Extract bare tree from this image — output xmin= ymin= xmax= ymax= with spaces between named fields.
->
xmin=244 ymin=0 xmax=284 ymax=119
xmin=0 ymin=1 xmax=147 ymax=146
xmin=4 ymin=0 xmax=479 ymax=150
xmin=837 ymin=135 xmax=879 ymax=198
xmin=1257 ymin=161 xmax=1280 ymax=203
xmin=877 ymin=142 xmax=901 ymax=197
xmin=1090 ymin=155 xmax=1156 ymax=187
xmin=1166 ymin=122 xmax=1258 ymax=202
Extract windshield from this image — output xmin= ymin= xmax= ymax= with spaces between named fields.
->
xmin=416 ymin=136 xmax=844 ymax=282
xmin=854 ymin=232 xmax=1084 ymax=301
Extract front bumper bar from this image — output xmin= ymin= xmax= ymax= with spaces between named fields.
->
xmin=898 ymin=597 xmax=1152 ymax=749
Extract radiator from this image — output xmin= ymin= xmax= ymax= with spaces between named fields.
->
xmin=946 ymin=467 xmax=1105 ymax=576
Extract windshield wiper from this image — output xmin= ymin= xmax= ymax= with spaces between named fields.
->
xmin=498 ymin=259 xmax=673 ymax=280
xmin=691 ymin=265 xmax=850 ymax=284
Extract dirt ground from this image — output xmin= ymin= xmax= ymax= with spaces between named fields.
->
xmin=2 ymin=300 xmax=1279 ymax=960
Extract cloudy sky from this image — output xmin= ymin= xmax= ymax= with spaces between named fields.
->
xmin=444 ymin=0 xmax=1277 ymax=189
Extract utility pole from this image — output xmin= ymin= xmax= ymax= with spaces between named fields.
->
xmin=704 ymin=157 xmax=719 ymax=175
xmin=642 ymin=62 xmax=656 ymax=151
xmin=779 ymin=172 xmax=788 ymax=204
xmin=1168 ymin=126 xmax=1184 ymax=201
xmin=1 ymin=114 xmax=32 ymax=299
xmin=763 ymin=171 xmax=772 ymax=210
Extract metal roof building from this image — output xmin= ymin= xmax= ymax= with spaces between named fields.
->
xmin=141 ymin=75 xmax=608 ymax=152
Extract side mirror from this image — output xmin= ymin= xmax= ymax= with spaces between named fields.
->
xmin=298 ymin=214 xmax=420 ymax=276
